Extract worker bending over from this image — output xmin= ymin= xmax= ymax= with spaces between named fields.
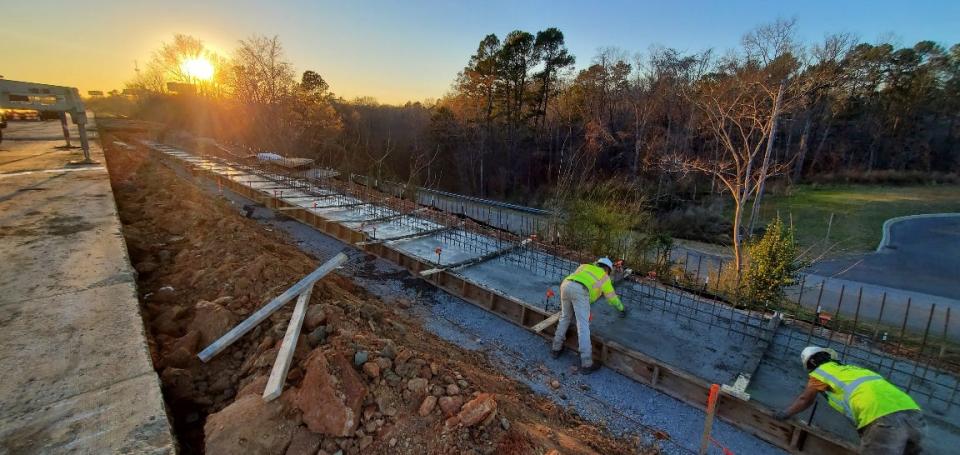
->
xmin=551 ymin=257 xmax=626 ymax=374
xmin=776 ymin=346 xmax=925 ymax=455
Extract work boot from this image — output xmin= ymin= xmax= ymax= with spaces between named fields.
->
xmin=550 ymin=348 xmax=563 ymax=359
xmin=580 ymin=363 xmax=601 ymax=375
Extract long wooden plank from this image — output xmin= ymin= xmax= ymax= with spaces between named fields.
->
xmin=263 ymin=285 xmax=314 ymax=401
xmin=532 ymin=312 xmax=561 ymax=333
xmin=197 ymin=252 xmax=347 ymax=362
xmin=420 ymin=239 xmax=532 ymax=276
xmin=355 ymin=223 xmax=460 ymax=246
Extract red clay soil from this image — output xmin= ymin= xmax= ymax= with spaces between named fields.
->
xmin=102 ymin=133 xmax=649 ymax=455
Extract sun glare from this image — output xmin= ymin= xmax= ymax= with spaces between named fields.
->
xmin=181 ymin=57 xmax=215 ymax=81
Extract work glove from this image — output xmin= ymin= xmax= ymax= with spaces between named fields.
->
xmin=773 ymin=410 xmax=790 ymax=421
xmin=618 ymin=308 xmax=627 ymax=319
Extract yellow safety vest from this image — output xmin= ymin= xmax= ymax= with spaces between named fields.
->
xmin=809 ymin=361 xmax=920 ymax=428
xmin=564 ymin=264 xmax=623 ymax=311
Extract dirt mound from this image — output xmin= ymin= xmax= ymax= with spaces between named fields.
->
xmin=103 ymin=134 xmax=647 ymax=455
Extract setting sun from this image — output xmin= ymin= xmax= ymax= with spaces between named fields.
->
xmin=180 ymin=56 xmax=214 ymax=81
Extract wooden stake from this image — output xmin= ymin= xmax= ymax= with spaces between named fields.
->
xmin=263 ymin=285 xmax=313 ymax=401
xmin=699 ymin=383 xmax=721 ymax=455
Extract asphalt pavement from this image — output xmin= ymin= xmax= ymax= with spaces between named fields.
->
xmin=810 ymin=214 xmax=960 ymax=300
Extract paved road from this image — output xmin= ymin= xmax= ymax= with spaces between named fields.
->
xmin=810 ymin=215 xmax=960 ymax=300
xmin=671 ymin=231 xmax=960 ymax=340
xmin=0 ymin=120 xmax=175 ymax=453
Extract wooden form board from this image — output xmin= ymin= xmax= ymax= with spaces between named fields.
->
xmin=420 ymin=238 xmax=532 ymax=276
xmin=263 ymin=286 xmax=314 ymax=401
xmin=146 ymin=143 xmax=857 ymax=455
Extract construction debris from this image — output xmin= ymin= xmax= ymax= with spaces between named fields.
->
xmin=197 ymin=253 xmax=347 ymax=362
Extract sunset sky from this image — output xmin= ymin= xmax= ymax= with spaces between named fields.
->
xmin=3 ymin=0 xmax=957 ymax=104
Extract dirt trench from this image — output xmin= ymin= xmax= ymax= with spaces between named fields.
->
xmin=101 ymin=133 xmax=649 ymax=455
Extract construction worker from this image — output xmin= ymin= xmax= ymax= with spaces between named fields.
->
xmin=551 ymin=257 xmax=626 ymax=374
xmin=776 ymin=346 xmax=925 ymax=455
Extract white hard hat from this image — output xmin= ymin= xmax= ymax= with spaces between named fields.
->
xmin=800 ymin=346 xmax=837 ymax=368
xmin=596 ymin=257 xmax=614 ymax=270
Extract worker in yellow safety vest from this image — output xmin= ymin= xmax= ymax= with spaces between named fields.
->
xmin=776 ymin=346 xmax=925 ymax=455
xmin=550 ymin=257 xmax=626 ymax=374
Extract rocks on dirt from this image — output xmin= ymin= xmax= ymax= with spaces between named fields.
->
xmin=285 ymin=426 xmax=322 ymax=455
xmin=406 ymin=378 xmax=429 ymax=396
xmin=418 ymin=395 xmax=438 ymax=416
xmin=306 ymin=326 xmax=328 ymax=347
xmin=160 ymin=367 xmax=194 ymax=402
xmin=237 ymin=375 xmax=269 ymax=398
xmin=456 ymin=393 xmax=497 ymax=427
xmin=188 ymin=300 xmax=237 ymax=346
xmin=151 ymin=285 xmax=177 ymax=303
xmin=204 ymin=394 xmax=299 ymax=455
xmin=303 ymin=305 xmax=326 ymax=331
xmin=362 ymin=361 xmax=380 ymax=379
xmin=380 ymin=340 xmax=397 ymax=359
xmin=353 ymin=350 xmax=368 ymax=366
xmin=294 ymin=349 xmax=367 ymax=437
xmin=438 ymin=395 xmax=464 ymax=417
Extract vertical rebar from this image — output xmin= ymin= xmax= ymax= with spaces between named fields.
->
xmin=873 ymin=292 xmax=888 ymax=341
xmin=888 ymin=298 xmax=914 ymax=378
xmin=841 ymin=287 xmax=863 ymax=361
xmin=939 ymin=308 xmax=952 ymax=361
xmin=695 ymin=255 xmax=704 ymax=284
xmin=714 ymin=260 xmax=724 ymax=295
xmin=825 ymin=284 xmax=846 ymax=345
xmin=906 ymin=304 xmax=936 ymax=394
xmin=805 ymin=281 xmax=826 ymax=346
xmin=795 ymin=275 xmax=807 ymax=316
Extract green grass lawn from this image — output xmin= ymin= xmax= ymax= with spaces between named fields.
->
xmin=757 ymin=184 xmax=960 ymax=254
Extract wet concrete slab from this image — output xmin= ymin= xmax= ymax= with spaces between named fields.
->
xmin=0 ymin=121 xmax=175 ymax=453
xmin=455 ymin=253 xmax=758 ymax=385
xmin=356 ymin=217 xmax=442 ymax=240
xmin=749 ymin=323 xmax=960 ymax=453
xmin=390 ymin=229 xmax=505 ymax=266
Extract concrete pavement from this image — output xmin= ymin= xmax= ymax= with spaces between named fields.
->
xmin=0 ymin=120 xmax=175 ymax=453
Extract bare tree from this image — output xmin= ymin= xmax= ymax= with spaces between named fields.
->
xmin=666 ymin=63 xmax=790 ymax=272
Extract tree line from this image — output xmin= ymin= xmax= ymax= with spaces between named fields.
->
xmin=107 ymin=22 xmax=959 ymax=261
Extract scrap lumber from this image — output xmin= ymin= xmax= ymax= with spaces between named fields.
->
xmin=262 ymin=285 xmax=314 ymax=401
xmin=197 ymin=252 xmax=347 ymax=362
xmin=355 ymin=223 xmax=461 ymax=246
xmin=420 ymin=238 xmax=532 ymax=276
xmin=531 ymin=269 xmax=633 ymax=332
xmin=699 ymin=384 xmax=721 ymax=455
xmin=532 ymin=312 xmax=562 ymax=333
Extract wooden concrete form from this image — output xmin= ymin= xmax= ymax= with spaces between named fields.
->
xmin=146 ymin=143 xmax=857 ymax=455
